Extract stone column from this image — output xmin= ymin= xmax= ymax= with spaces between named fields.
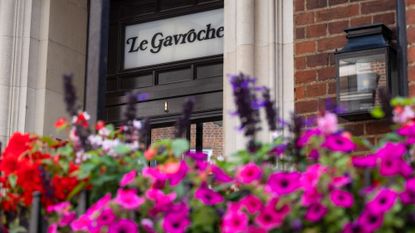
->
xmin=223 ymin=0 xmax=294 ymax=156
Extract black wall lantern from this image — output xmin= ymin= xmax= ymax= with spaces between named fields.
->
xmin=335 ymin=24 xmax=397 ymax=120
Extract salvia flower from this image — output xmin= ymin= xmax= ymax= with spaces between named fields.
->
xmin=262 ymin=87 xmax=278 ymax=131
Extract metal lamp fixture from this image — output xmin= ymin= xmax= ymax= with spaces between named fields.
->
xmin=335 ymin=24 xmax=397 ymax=120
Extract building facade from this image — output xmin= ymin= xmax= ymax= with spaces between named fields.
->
xmin=0 ymin=0 xmax=412 ymax=156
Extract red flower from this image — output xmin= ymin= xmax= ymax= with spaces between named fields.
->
xmin=54 ymin=117 xmax=68 ymax=129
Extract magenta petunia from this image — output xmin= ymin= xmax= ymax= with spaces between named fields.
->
xmin=120 ymin=170 xmax=137 ymax=187
xmin=367 ymin=188 xmax=397 ymax=213
xmin=70 ymin=215 xmax=91 ymax=232
xmin=267 ymin=171 xmax=302 ymax=195
xmin=221 ymin=210 xmax=249 ymax=233
xmin=322 ymin=134 xmax=356 ymax=152
xmin=162 ymin=212 xmax=190 ymax=233
xmin=247 ymin=225 xmax=267 ymax=233
xmin=329 ymin=176 xmax=351 ymax=189
xmin=352 ymin=154 xmax=378 ymax=168
xmin=375 ymin=142 xmax=406 ymax=158
xmin=342 ymin=222 xmax=370 ymax=233
xmin=108 ymin=219 xmax=138 ymax=233
xmin=301 ymin=187 xmax=322 ymax=206
xmin=194 ymin=183 xmax=224 ymax=205
xmin=254 ymin=208 xmax=283 ymax=230
xmin=237 ymin=163 xmax=262 ymax=184
xmin=85 ymin=193 xmax=112 ymax=217
xmin=240 ymin=195 xmax=263 ymax=214
xmin=301 ymin=164 xmax=326 ymax=190
xmin=168 ymin=161 xmax=188 ymax=186
xmin=400 ymin=178 xmax=415 ymax=204
xmin=297 ymin=129 xmax=321 ymax=147
xmin=305 ymin=202 xmax=327 ymax=222
xmin=141 ymin=219 xmax=156 ymax=233
xmin=97 ymin=209 xmax=116 ymax=226
xmin=47 ymin=224 xmax=58 ymax=233
xmin=379 ymin=156 xmax=402 ymax=177
xmin=145 ymin=188 xmax=176 ymax=209
xmin=185 ymin=151 xmax=208 ymax=161
xmin=115 ymin=188 xmax=145 ymax=210
xmin=330 ymin=189 xmax=354 ymax=208
xmin=357 ymin=209 xmax=383 ymax=232
xmin=211 ymin=165 xmax=233 ymax=183
xmin=398 ymin=122 xmax=415 ymax=137
xmin=317 ymin=111 xmax=338 ymax=134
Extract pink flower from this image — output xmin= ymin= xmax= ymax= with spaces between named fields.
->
xmin=142 ymin=167 xmax=168 ymax=183
xmin=59 ymin=212 xmax=76 ymax=227
xmin=301 ymin=187 xmax=322 ymax=206
xmin=237 ymin=163 xmax=262 ymax=184
xmin=222 ymin=210 xmax=249 ymax=233
xmin=185 ymin=151 xmax=208 ymax=161
xmin=397 ymin=122 xmax=415 ymax=137
xmin=367 ymin=188 xmax=397 ymax=214
xmin=322 ymin=134 xmax=356 ymax=152
xmin=305 ymin=202 xmax=327 ymax=222
xmin=352 ymin=154 xmax=377 ymax=168
xmin=393 ymin=105 xmax=415 ymax=123
xmin=97 ymin=209 xmax=116 ymax=226
xmin=357 ymin=210 xmax=383 ymax=232
xmin=301 ymin=164 xmax=326 ymax=190
xmin=47 ymin=224 xmax=58 ymax=233
xmin=168 ymin=161 xmax=188 ymax=186
xmin=342 ymin=222 xmax=370 ymax=233
xmin=330 ymin=189 xmax=354 ymax=208
xmin=47 ymin=201 xmax=71 ymax=214
xmin=267 ymin=171 xmax=301 ymax=195
xmin=115 ymin=189 xmax=144 ymax=210
xmin=247 ymin=226 xmax=267 ymax=233
xmin=85 ymin=193 xmax=112 ymax=217
xmin=329 ymin=176 xmax=351 ymax=189
xmin=162 ymin=212 xmax=190 ymax=233
xmin=297 ymin=129 xmax=321 ymax=147
xmin=71 ymin=215 xmax=90 ymax=232
xmin=145 ymin=188 xmax=176 ymax=210
xmin=194 ymin=183 xmax=224 ymax=205
xmin=211 ymin=165 xmax=233 ymax=183
xmin=109 ymin=219 xmax=138 ymax=233
xmin=317 ymin=112 xmax=338 ymax=134
xmin=240 ymin=195 xmax=263 ymax=214
xmin=254 ymin=200 xmax=289 ymax=230
xmin=120 ymin=170 xmax=137 ymax=187
xmin=141 ymin=219 xmax=156 ymax=233
xmin=400 ymin=178 xmax=415 ymax=204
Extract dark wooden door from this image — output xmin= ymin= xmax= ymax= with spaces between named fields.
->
xmin=104 ymin=0 xmax=224 ymax=126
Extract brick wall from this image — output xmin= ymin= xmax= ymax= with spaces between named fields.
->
xmin=294 ymin=0 xmax=398 ymax=147
xmin=407 ymin=0 xmax=415 ymax=95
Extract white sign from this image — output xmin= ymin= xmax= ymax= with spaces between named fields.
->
xmin=124 ymin=9 xmax=224 ymax=69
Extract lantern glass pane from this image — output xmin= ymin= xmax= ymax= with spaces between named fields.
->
xmin=339 ymin=53 xmax=386 ymax=113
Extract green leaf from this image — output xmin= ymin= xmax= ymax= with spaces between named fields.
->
xmin=113 ymin=144 xmax=132 ymax=155
xmin=172 ymin=139 xmax=189 ymax=157
xmin=67 ymin=182 xmax=87 ymax=200
xmin=8 ymin=174 xmax=17 ymax=188
xmin=371 ymin=106 xmax=385 ymax=119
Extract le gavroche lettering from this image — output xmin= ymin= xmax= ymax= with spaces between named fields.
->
xmin=126 ymin=23 xmax=224 ymax=54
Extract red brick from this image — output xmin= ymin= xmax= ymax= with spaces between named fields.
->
xmin=296 ymin=41 xmax=316 ymax=54
xmin=295 ymin=100 xmax=319 ymax=114
xmin=306 ymin=24 xmax=327 ymax=38
xmin=296 ymin=27 xmax=305 ymax=40
xmin=307 ymin=53 xmax=330 ymax=67
xmin=318 ymin=67 xmax=336 ymax=81
xmin=307 ymin=0 xmax=327 ymax=10
xmin=316 ymin=4 xmax=359 ymax=22
xmin=295 ymin=86 xmax=306 ymax=100
xmin=366 ymin=121 xmax=391 ymax=135
xmin=295 ymin=57 xmax=306 ymax=69
xmin=329 ymin=0 xmax=348 ymax=6
xmin=328 ymin=20 xmax=349 ymax=34
xmin=351 ymin=16 xmax=372 ymax=26
xmin=295 ymin=0 xmax=305 ymax=12
xmin=407 ymin=9 xmax=415 ymax=25
xmin=317 ymin=36 xmax=346 ymax=52
xmin=327 ymin=82 xmax=337 ymax=94
xmin=295 ymin=70 xmax=317 ymax=84
xmin=407 ymin=0 xmax=415 ymax=5
xmin=408 ymin=46 xmax=415 ymax=64
xmin=295 ymin=12 xmax=315 ymax=25
xmin=343 ymin=123 xmax=365 ymax=136
xmin=408 ymin=65 xmax=415 ymax=81
xmin=409 ymin=83 xmax=415 ymax=96
xmin=373 ymin=12 xmax=395 ymax=25
xmin=361 ymin=0 xmax=396 ymax=14
xmin=407 ymin=27 xmax=415 ymax=44
xmin=305 ymin=83 xmax=327 ymax=97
